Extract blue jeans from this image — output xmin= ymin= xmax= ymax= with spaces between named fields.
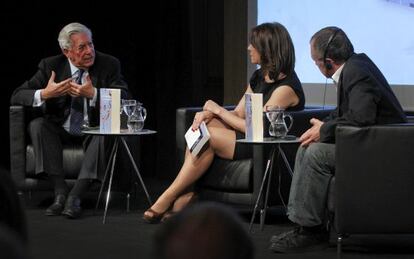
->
xmin=287 ymin=143 xmax=335 ymax=227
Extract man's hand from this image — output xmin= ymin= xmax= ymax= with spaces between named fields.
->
xmin=40 ymin=71 xmax=71 ymax=100
xmin=69 ymin=74 xmax=95 ymax=98
xmin=299 ymin=118 xmax=323 ymax=146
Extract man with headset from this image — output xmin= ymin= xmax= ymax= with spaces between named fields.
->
xmin=269 ymin=26 xmax=406 ymax=253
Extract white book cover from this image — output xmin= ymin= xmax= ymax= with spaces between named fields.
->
xmin=185 ymin=121 xmax=211 ymax=157
xmin=245 ymin=93 xmax=263 ymax=141
xmin=100 ymin=88 xmax=120 ymax=133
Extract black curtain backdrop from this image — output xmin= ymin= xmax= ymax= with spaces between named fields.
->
xmin=1 ymin=1 xmax=224 ymax=180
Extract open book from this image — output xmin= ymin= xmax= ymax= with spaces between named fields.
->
xmin=185 ymin=121 xmax=211 ymax=156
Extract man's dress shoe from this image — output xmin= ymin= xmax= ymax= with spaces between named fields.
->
xmin=62 ymin=196 xmax=82 ymax=219
xmin=45 ymin=194 xmax=66 ymax=216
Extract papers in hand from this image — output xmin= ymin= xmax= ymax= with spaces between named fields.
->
xmin=185 ymin=121 xmax=210 ymax=157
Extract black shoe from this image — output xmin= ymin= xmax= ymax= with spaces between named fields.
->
xmin=62 ymin=196 xmax=82 ymax=219
xmin=269 ymin=226 xmax=329 ymax=253
xmin=45 ymin=194 xmax=66 ymax=216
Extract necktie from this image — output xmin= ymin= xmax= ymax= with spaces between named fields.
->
xmin=69 ymin=69 xmax=85 ymax=136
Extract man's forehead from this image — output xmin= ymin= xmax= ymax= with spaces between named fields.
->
xmin=310 ymin=44 xmax=318 ymax=59
xmin=70 ymin=33 xmax=92 ymax=44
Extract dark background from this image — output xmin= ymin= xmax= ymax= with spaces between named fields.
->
xmin=1 ymin=0 xmax=227 ymax=180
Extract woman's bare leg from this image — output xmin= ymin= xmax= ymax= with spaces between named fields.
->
xmin=144 ymin=120 xmax=236 ymax=217
xmin=171 ymin=191 xmax=197 ymax=212
xmin=162 ymin=117 xmax=234 ymax=215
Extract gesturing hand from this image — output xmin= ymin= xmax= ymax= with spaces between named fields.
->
xmin=299 ymin=118 xmax=323 ymax=147
xmin=69 ymin=74 xmax=95 ymax=98
xmin=41 ymin=71 xmax=71 ymax=100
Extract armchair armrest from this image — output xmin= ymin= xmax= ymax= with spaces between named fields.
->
xmin=9 ymin=105 xmax=43 ymax=189
xmin=335 ymin=123 xmax=414 ymax=234
xmin=10 ymin=106 xmax=27 ymax=188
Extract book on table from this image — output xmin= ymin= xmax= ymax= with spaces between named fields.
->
xmin=245 ymin=93 xmax=263 ymax=141
xmin=185 ymin=121 xmax=211 ymax=156
xmin=100 ymin=88 xmax=121 ymax=133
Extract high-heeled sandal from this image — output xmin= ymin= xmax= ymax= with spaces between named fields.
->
xmin=160 ymin=193 xmax=199 ymax=223
xmin=142 ymin=208 xmax=166 ymax=224
xmin=161 ymin=211 xmax=176 ymax=223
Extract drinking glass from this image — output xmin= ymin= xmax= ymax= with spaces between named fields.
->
xmin=121 ymin=99 xmax=137 ymax=131
xmin=121 ymin=99 xmax=137 ymax=117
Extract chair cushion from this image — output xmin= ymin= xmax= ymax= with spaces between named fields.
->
xmin=197 ymin=158 xmax=253 ymax=192
xmin=26 ymin=144 xmax=84 ymax=179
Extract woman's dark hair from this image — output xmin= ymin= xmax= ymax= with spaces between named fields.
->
xmin=249 ymin=22 xmax=295 ymax=81
xmin=310 ymin=26 xmax=354 ymax=63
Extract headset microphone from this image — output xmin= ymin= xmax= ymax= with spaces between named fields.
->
xmin=325 ymin=61 xmax=333 ymax=70
xmin=321 ymin=28 xmax=340 ymax=108
xmin=322 ymin=77 xmax=328 ymax=110
xmin=323 ymin=29 xmax=340 ymax=70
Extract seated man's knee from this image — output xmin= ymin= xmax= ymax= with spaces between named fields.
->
xmin=304 ymin=143 xmax=334 ymax=166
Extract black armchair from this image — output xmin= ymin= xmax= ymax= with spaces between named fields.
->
xmin=175 ymin=105 xmax=334 ymax=209
xmin=332 ymin=123 xmax=414 ymax=256
xmin=9 ymin=105 xmax=84 ymax=192
xmin=9 ymin=105 xmax=137 ymax=198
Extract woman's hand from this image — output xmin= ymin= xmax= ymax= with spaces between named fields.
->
xmin=203 ymin=100 xmax=223 ymax=115
xmin=192 ymin=111 xmax=214 ymax=130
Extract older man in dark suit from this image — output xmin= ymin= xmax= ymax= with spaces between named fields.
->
xmin=269 ymin=26 xmax=407 ymax=253
xmin=11 ymin=22 xmax=128 ymax=219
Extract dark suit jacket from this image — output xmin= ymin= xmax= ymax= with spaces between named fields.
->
xmin=11 ymin=51 xmax=129 ymax=127
xmin=320 ymin=53 xmax=406 ymax=143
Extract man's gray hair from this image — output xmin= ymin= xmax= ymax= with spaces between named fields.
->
xmin=58 ymin=22 xmax=92 ymax=50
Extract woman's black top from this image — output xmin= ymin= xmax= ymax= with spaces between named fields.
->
xmin=233 ymin=69 xmax=305 ymax=160
xmin=249 ymin=69 xmax=305 ymax=111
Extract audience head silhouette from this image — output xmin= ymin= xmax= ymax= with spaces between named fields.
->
xmin=0 ymin=168 xmax=27 ymax=242
xmin=0 ymin=224 xmax=29 ymax=259
xmin=153 ymin=202 xmax=254 ymax=259
xmin=0 ymin=168 xmax=29 ymax=259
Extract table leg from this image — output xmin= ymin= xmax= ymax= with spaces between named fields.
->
xmin=95 ymin=137 xmax=118 ymax=212
xmin=249 ymin=146 xmax=276 ymax=233
xmin=102 ymin=138 xmax=120 ymax=224
xmin=260 ymin=146 xmax=277 ymax=230
xmin=278 ymin=145 xmax=294 ymax=176
xmin=120 ymin=137 xmax=153 ymax=206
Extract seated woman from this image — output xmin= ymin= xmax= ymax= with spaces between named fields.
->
xmin=143 ymin=22 xmax=305 ymax=223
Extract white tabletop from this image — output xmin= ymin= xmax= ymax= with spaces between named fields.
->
xmin=237 ymin=136 xmax=300 ymax=144
xmin=82 ymin=128 xmax=157 ymax=136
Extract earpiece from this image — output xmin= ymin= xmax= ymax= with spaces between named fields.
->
xmin=325 ymin=61 xmax=333 ymax=70
xmin=323 ymin=29 xmax=340 ymax=70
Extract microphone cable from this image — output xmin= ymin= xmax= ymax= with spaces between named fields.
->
xmin=322 ymin=77 xmax=328 ymax=110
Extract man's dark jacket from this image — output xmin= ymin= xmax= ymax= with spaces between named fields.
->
xmin=11 ymin=51 xmax=128 ymax=127
xmin=320 ymin=53 xmax=406 ymax=143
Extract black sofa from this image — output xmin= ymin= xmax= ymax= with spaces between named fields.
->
xmin=175 ymin=105 xmax=334 ymax=209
